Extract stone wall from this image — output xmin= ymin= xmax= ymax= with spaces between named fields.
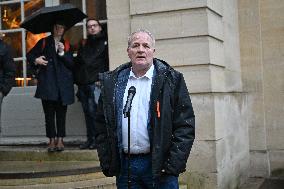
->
xmin=238 ymin=0 xmax=284 ymax=177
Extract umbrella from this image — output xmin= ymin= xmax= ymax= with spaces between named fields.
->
xmin=20 ymin=3 xmax=87 ymax=34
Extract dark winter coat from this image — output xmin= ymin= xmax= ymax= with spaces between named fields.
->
xmin=95 ymin=58 xmax=195 ymax=178
xmin=27 ymin=35 xmax=74 ymax=105
xmin=0 ymin=39 xmax=15 ymax=96
xmin=73 ymin=32 xmax=109 ymax=85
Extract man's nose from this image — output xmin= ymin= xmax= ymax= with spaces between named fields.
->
xmin=137 ymin=45 xmax=145 ymax=51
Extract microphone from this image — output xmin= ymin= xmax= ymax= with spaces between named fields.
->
xmin=123 ymin=86 xmax=136 ymax=118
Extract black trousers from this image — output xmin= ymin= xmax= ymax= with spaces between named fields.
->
xmin=41 ymin=100 xmax=67 ymax=138
xmin=77 ymin=84 xmax=98 ymax=141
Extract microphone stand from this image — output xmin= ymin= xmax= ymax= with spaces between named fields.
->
xmin=123 ymin=86 xmax=136 ymax=189
xmin=125 ymin=111 xmax=131 ymax=189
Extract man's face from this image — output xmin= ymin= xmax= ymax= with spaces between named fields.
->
xmin=53 ymin=24 xmax=65 ymax=37
xmin=127 ymin=32 xmax=155 ymax=73
xmin=87 ymin=20 xmax=102 ymax=35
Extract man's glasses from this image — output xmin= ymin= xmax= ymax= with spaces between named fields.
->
xmin=87 ymin=24 xmax=99 ymax=29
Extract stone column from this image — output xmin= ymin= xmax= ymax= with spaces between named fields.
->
xmin=238 ymin=0 xmax=269 ymax=178
xmin=239 ymin=0 xmax=284 ymax=178
xmin=106 ymin=0 xmax=131 ymax=69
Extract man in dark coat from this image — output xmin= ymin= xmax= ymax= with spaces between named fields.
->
xmin=74 ymin=18 xmax=109 ymax=150
xmin=95 ymin=29 xmax=195 ymax=188
xmin=27 ymin=21 xmax=74 ymax=152
xmin=0 ymin=38 xmax=16 ymax=131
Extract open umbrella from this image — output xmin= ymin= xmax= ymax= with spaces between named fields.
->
xmin=20 ymin=3 xmax=87 ymax=34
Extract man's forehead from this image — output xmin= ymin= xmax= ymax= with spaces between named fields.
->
xmin=132 ymin=32 xmax=151 ymax=41
xmin=88 ymin=20 xmax=98 ymax=25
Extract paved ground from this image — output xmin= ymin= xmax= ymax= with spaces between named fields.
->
xmin=259 ymin=178 xmax=284 ymax=189
xmin=240 ymin=177 xmax=284 ymax=189
xmin=239 ymin=178 xmax=264 ymax=189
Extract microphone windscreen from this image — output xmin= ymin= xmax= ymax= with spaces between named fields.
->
xmin=128 ymin=86 xmax=136 ymax=95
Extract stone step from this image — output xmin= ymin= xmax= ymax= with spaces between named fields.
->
xmin=0 ymin=145 xmax=99 ymax=161
xmin=0 ymin=145 xmax=106 ymax=187
xmin=0 ymin=177 xmax=187 ymax=189
xmin=0 ymin=173 xmax=116 ymax=189
xmin=0 ymin=160 xmax=100 ymax=180
xmin=0 ymin=146 xmax=188 ymax=189
xmin=180 ymin=184 xmax=188 ymax=189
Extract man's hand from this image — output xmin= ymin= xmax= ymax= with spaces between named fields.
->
xmin=35 ymin=56 xmax=48 ymax=66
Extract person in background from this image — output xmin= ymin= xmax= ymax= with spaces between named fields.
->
xmin=27 ymin=20 xmax=74 ymax=152
xmin=94 ymin=29 xmax=195 ymax=188
xmin=74 ymin=18 xmax=109 ymax=150
xmin=0 ymin=37 xmax=16 ymax=131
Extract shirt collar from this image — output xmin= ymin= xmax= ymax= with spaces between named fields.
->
xmin=130 ymin=63 xmax=154 ymax=79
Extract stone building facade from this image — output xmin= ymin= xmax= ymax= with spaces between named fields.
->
xmin=0 ymin=0 xmax=283 ymax=188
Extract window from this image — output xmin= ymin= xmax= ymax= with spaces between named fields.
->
xmin=86 ymin=0 xmax=107 ymax=20
xmin=0 ymin=0 xmax=45 ymax=87
xmin=1 ymin=2 xmax=21 ymax=30
xmin=0 ymin=0 xmax=107 ymax=87
xmin=61 ymin=0 xmax=107 ymax=52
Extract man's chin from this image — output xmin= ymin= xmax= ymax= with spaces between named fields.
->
xmin=134 ymin=61 xmax=146 ymax=65
xmin=135 ymin=58 xmax=146 ymax=63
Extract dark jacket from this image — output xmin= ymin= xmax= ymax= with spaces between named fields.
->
xmin=73 ymin=32 xmax=109 ymax=85
xmin=27 ymin=35 xmax=74 ymax=105
xmin=95 ymin=58 xmax=195 ymax=178
xmin=0 ymin=39 xmax=15 ymax=96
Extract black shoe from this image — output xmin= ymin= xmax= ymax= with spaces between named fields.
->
xmin=80 ymin=140 xmax=92 ymax=150
xmin=89 ymin=141 xmax=97 ymax=150
xmin=47 ymin=147 xmax=56 ymax=152
xmin=56 ymin=146 xmax=64 ymax=152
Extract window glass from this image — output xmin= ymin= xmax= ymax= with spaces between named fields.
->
xmin=86 ymin=0 xmax=107 ymax=20
xmin=15 ymin=60 xmax=24 ymax=87
xmin=60 ymin=0 xmax=107 ymax=20
xmin=60 ymin=0 xmax=82 ymax=11
xmin=24 ymin=1 xmax=46 ymax=53
xmin=64 ymin=25 xmax=83 ymax=52
xmin=1 ymin=2 xmax=21 ymax=30
xmin=26 ymin=32 xmax=46 ymax=53
xmin=2 ymin=32 xmax=22 ymax=58
xmin=24 ymin=0 xmax=45 ymax=17
xmin=26 ymin=61 xmax=37 ymax=86
xmin=15 ymin=65 xmax=34 ymax=87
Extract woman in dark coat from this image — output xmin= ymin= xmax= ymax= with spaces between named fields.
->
xmin=27 ymin=21 xmax=74 ymax=152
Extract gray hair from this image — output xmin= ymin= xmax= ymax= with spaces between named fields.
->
xmin=127 ymin=29 xmax=155 ymax=48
